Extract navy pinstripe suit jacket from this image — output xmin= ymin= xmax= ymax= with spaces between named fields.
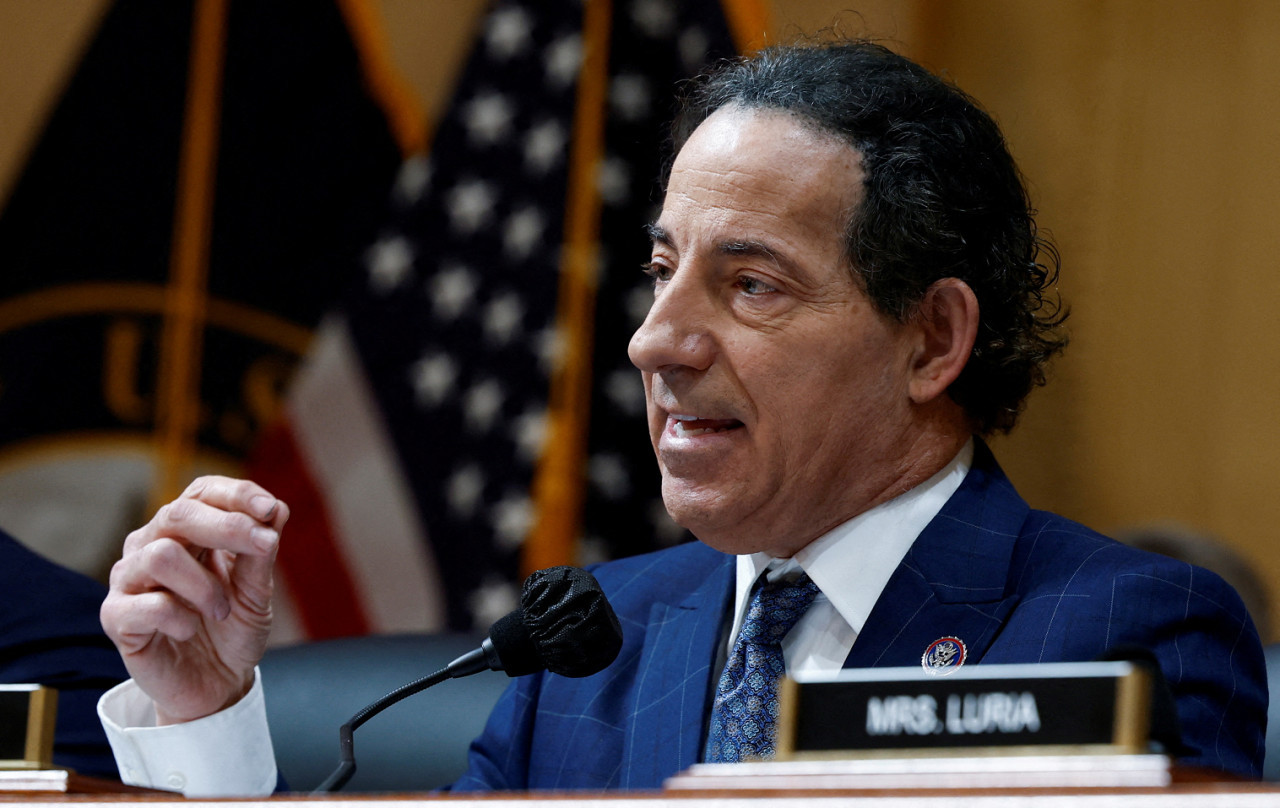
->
xmin=455 ymin=445 xmax=1267 ymax=789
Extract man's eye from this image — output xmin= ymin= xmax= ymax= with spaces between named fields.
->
xmin=641 ymin=262 xmax=672 ymax=283
xmin=737 ymin=275 xmax=775 ymax=295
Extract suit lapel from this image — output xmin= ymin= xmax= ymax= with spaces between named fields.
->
xmin=614 ymin=445 xmax=1029 ymax=782
xmin=620 ymin=552 xmax=734 ymax=789
xmin=845 ymin=442 xmax=1027 ymax=670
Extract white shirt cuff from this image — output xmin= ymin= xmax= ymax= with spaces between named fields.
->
xmin=97 ymin=668 xmax=278 ymax=797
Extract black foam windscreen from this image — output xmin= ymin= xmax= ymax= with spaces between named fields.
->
xmin=488 ymin=608 xmax=542 ymax=676
xmin=496 ymin=566 xmax=623 ymax=678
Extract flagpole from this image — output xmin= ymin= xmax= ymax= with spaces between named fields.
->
xmin=334 ymin=0 xmax=428 ymax=157
xmin=524 ymin=0 xmax=613 ymax=576
xmin=152 ymin=0 xmax=229 ymax=509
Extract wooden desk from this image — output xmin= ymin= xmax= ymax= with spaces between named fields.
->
xmin=3 ymin=787 xmax=1280 ymax=808
xmin=3 ymin=757 xmax=1279 ymax=807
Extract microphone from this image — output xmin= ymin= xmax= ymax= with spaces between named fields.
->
xmin=314 ymin=566 xmax=622 ymax=793
xmin=447 ymin=564 xmax=624 ymax=678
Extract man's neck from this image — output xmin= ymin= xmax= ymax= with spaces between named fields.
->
xmin=762 ymin=419 xmax=974 ymax=558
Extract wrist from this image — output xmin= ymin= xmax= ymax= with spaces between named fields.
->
xmin=155 ymin=672 xmax=255 ymax=726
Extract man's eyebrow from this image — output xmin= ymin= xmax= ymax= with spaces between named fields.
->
xmin=719 ymin=239 xmax=779 ymax=261
xmin=643 ymin=227 xmax=816 ymax=285
xmin=722 ymin=238 xmax=818 ymax=284
xmin=645 ymin=227 xmax=780 ymax=260
xmin=645 ymin=222 xmax=671 ymax=246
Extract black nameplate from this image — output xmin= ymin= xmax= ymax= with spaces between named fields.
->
xmin=0 ymin=686 xmax=57 ymax=769
xmin=778 ymin=662 xmax=1150 ymax=759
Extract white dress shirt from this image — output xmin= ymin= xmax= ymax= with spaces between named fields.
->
xmin=99 ymin=441 xmax=973 ymax=797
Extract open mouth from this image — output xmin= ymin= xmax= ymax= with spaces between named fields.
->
xmin=671 ymin=414 xmax=744 ymax=438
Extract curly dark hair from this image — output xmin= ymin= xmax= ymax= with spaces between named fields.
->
xmin=667 ymin=40 xmax=1068 ymax=434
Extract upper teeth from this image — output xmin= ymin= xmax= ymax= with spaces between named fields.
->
xmin=672 ymin=415 xmax=731 ymax=438
xmin=675 ymin=421 xmax=716 ymax=437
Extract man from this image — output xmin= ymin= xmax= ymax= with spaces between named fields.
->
xmin=97 ymin=40 xmax=1267 ymax=795
xmin=1 ymin=529 xmax=127 ymax=778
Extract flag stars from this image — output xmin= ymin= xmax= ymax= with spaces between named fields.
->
xmin=463 ymin=92 xmax=516 ymax=146
xmin=491 ymin=492 xmax=534 ymax=548
xmin=483 ymin=292 xmax=525 ymax=345
xmin=511 ymin=407 xmax=547 ymax=462
xmin=524 ymin=120 xmax=567 ymax=175
xmin=447 ymin=179 xmax=497 ymax=234
xmin=464 ymin=378 xmax=506 ymax=433
xmin=679 ymin=28 xmax=712 ymax=74
xmin=610 ymin=73 xmax=652 ymax=122
xmin=577 ymin=534 xmax=610 ymax=567
xmin=447 ymin=463 xmax=486 ymax=518
xmin=627 ymin=284 xmax=654 ymax=326
xmin=596 ymin=155 xmax=631 ymax=206
xmin=503 ymin=207 xmax=545 ymax=260
xmin=484 ymin=6 xmax=533 ymax=59
xmin=428 ymin=264 xmax=478 ymax=320
xmin=392 ymin=155 xmax=432 ymax=207
xmin=589 ymin=453 xmax=631 ymax=500
xmin=409 ymin=352 xmax=458 ymax=408
xmin=606 ymin=367 xmax=646 ymax=417
xmin=365 ymin=235 xmax=415 ymax=294
xmin=469 ymin=576 xmax=520 ymax=632
xmin=545 ymin=33 xmax=583 ymax=89
xmin=337 ymin=5 xmax=741 ymax=630
xmin=631 ymin=0 xmax=676 ymax=37
xmin=535 ymin=326 xmax=566 ymax=374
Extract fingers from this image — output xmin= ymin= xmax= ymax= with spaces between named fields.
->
xmin=269 ymin=497 xmax=291 ymax=532
xmin=106 ymin=476 xmax=287 ymax=641
xmin=181 ymin=476 xmax=285 ymax=525
xmin=101 ymin=589 xmax=204 ymax=654
xmin=124 ymin=476 xmax=285 ymax=558
xmin=110 ymin=537 xmax=232 ymax=619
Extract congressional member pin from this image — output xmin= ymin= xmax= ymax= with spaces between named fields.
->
xmin=921 ymin=636 xmax=967 ymax=675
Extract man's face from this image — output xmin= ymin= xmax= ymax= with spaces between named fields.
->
xmin=628 ymin=106 xmax=925 ymax=557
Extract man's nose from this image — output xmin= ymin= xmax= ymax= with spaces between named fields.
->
xmin=627 ymin=273 xmax=714 ymax=373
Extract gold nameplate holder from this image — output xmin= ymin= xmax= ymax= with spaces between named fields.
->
xmin=0 ymin=685 xmax=57 ymax=771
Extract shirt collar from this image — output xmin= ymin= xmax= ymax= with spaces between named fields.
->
xmin=731 ymin=439 xmax=974 ymax=639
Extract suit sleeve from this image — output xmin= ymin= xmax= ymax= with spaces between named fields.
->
xmin=449 ymin=672 xmax=543 ymax=791
xmin=1102 ymin=560 xmax=1267 ymax=778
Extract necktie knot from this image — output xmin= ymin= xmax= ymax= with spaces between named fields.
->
xmin=703 ymin=572 xmax=819 ymax=763
xmin=738 ymin=574 xmax=820 ymax=645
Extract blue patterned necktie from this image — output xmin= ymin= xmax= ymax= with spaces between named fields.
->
xmin=703 ymin=572 xmax=820 ymax=763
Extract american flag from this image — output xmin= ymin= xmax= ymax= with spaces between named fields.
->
xmin=257 ymin=0 xmax=766 ymax=638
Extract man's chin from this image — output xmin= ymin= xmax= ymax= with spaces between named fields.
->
xmin=694 ymin=534 xmax=769 ymax=556
xmin=662 ymin=492 xmax=769 ymax=556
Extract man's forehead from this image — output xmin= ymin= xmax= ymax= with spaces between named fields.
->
xmin=674 ymin=105 xmax=864 ymax=180
xmin=661 ymin=113 xmax=861 ymax=224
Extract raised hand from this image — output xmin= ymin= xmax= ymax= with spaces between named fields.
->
xmin=100 ymin=476 xmax=290 ymax=724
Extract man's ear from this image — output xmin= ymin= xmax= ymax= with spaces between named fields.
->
xmin=907 ymin=278 xmax=979 ymax=404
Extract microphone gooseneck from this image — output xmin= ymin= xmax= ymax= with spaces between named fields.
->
xmin=314 ymin=566 xmax=622 ymax=793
